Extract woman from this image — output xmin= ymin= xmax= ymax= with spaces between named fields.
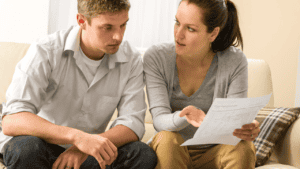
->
xmin=143 ymin=0 xmax=260 ymax=168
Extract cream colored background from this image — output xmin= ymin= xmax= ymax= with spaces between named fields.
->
xmin=232 ymin=0 xmax=300 ymax=107
xmin=1 ymin=0 xmax=300 ymax=107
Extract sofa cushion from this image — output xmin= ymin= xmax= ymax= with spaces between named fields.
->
xmin=0 ymin=42 xmax=31 ymax=103
xmin=254 ymin=107 xmax=300 ymax=167
xmin=255 ymin=164 xmax=299 ymax=169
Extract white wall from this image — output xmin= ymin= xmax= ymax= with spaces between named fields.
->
xmin=48 ymin=0 xmax=77 ymax=34
xmin=0 ymin=0 xmax=49 ymax=43
xmin=123 ymin=0 xmax=180 ymax=49
xmin=47 ymin=0 xmax=180 ymax=49
xmin=0 ymin=0 xmax=179 ymax=48
xmin=232 ymin=0 xmax=300 ymax=107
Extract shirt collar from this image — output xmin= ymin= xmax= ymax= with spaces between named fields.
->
xmin=64 ymin=25 xmax=81 ymax=52
xmin=107 ymin=42 xmax=129 ymax=69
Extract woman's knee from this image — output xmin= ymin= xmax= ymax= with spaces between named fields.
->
xmin=235 ymin=140 xmax=256 ymax=156
xmin=150 ymin=131 xmax=189 ymax=160
xmin=152 ymin=131 xmax=184 ymax=146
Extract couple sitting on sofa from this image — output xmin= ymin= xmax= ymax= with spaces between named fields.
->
xmin=0 ymin=0 xmax=259 ymax=169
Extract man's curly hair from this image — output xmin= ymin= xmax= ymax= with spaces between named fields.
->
xmin=78 ymin=0 xmax=130 ymax=24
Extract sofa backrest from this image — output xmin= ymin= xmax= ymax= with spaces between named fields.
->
xmin=0 ymin=42 xmax=274 ymax=124
xmin=0 ymin=42 xmax=31 ymax=103
xmin=247 ymin=59 xmax=274 ymax=107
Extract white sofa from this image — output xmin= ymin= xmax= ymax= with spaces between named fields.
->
xmin=0 ymin=42 xmax=299 ymax=169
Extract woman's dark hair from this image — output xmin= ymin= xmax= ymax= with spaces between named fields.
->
xmin=183 ymin=0 xmax=243 ymax=52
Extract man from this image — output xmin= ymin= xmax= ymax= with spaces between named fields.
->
xmin=0 ymin=0 xmax=157 ymax=169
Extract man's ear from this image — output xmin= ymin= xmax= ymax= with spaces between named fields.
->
xmin=77 ymin=13 xmax=87 ymax=29
xmin=209 ymin=27 xmax=220 ymax=43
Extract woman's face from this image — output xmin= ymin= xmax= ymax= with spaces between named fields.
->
xmin=174 ymin=1 xmax=216 ymax=57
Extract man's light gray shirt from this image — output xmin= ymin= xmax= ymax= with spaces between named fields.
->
xmin=0 ymin=26 xmax=146 ymax=152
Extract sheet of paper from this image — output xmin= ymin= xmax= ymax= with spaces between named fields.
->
xmin=181 ymin=94 xmax=272 ymax=146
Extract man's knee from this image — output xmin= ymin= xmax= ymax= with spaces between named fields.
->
xmin=117 ymin=141 xmax=157 ymax=169
xmin=129 ymin=141 xmax=157 ymax=159
xmin=77 ymin=141 xmax=158 ymax=169
xmin=4 ymin=136 xmax=47 ymax=164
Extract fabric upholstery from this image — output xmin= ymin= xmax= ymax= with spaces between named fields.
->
xmin=255 ymin=164 xmax=299 ymax=169
xmin=273 ymin=115 xmax=300 ymax=168
xmin=254 ymin=107 xmax=300 ymax=166
xmin=0 ymin=42 xmax=31 ymax=103
xmin=247 ymin=59 xmax=274 ymax=107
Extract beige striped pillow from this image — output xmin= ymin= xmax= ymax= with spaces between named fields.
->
xmin=254 ymin=107 xmax=300 ymax=167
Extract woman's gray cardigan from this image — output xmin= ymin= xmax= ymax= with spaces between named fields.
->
xmin=143 ymin=43 xmax=248 ymax=133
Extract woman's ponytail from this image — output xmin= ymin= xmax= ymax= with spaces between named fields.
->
xmin=186 ymin=0 xmax=243 ymax=52
xmin=212 ymin=0 xmax=243 ymax=52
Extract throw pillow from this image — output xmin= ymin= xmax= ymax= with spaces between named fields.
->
xmin=254 ymin=107 xmax=300 ymax=167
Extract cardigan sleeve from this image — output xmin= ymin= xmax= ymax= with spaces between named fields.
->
xmin=226 ymin=48 xmax=248 ymax=98
xmin=143 ymin=44 xmax=190 ymax=132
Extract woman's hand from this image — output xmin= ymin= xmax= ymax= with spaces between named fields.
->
xmin=179 ymin=105 xmax=206 ymax=127
xmin=233 ymin=120 xmax=260 ymax=141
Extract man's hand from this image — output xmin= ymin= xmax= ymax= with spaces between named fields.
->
xmin=52 ymin=146 xmax=88 ymax=169
xmin=233 ymin=120 xmax=260 ymax=141
xmin=179 ymin=105 xmax=206 ymax=127
xmin=73 ymin=133 xmax=118 ymax=169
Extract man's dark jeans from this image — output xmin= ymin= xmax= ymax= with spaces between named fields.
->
xmin=3 ymin=136 xmax=157 ymax=169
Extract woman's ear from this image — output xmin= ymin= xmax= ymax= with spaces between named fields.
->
xmin=76 ymin=14 xmax=86 ymax=29
xmin=209 ymin=27 xmax=220 ymax=43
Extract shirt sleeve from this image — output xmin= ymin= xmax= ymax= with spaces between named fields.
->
xmin=2 ymin=43 xmax=51 ymax=117
xmin=143 ymin=46 xmax=190 ymax=132
xmin=109 ymin=52 xmax=147 ymax=140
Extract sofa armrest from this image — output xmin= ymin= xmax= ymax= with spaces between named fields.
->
xmin=247 ymin=59 xmax=274 ymax=107
xmin=273 ymin=117 xmax=300 ymax=168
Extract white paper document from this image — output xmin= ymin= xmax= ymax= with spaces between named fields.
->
xmin=181 ymin=94 xmax=272 ymax=146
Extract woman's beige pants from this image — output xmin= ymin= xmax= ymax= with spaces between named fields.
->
xmin=149 ymin=131 xmax=256 ymax=169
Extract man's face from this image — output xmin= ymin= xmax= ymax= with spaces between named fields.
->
xmin=81 ymin=10 xmax=129 ymax=58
